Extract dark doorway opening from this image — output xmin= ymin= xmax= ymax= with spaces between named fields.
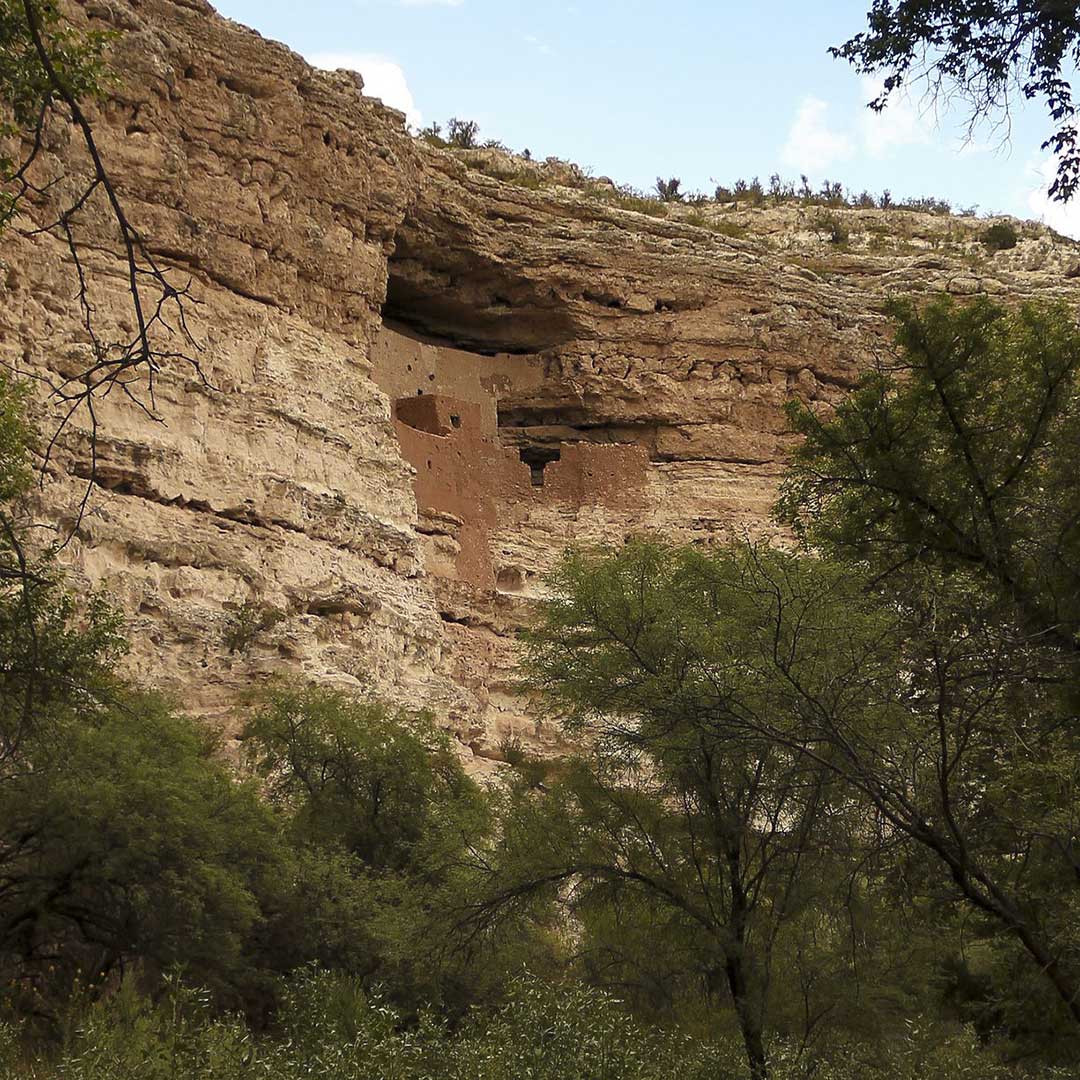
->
xmin=519 ymin=446 xmax=562 ymax=487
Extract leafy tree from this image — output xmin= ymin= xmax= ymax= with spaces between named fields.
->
xmin=240 ymin=686 xmax=530 ymax=1012
xmin=241 ymin=685 xmax=484 ymax=872
xmin=420 ymin=117 xmax=483 ymax=150
xmin=419 ymin=120 xmax=447 ymax=147
xmin=470 ymin=542 xmax=908 ymax=1080
xmin=776 ymin=296 xmax=1080 ymax=1050
xmin=0 ymin=691 xmax=283 ymax=1009
xmin=0 ymin=376 xmax=285 ymax=1016
xmin=780 ymin=295 xmax=1080 ymax=662
xmin=835 ymin=1 xmax=1080 ymax=201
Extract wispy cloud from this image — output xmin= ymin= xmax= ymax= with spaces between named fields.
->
xmin=399 ymin=0 xmax=463 ymax=6
xmin=858 ymin=77 xmax=932 ymax=158
xmin=1026 ymin=154 xmax=1080 ymax=238
xmin=782 ymin=80 xmax=953 ymax=179
xmin=781 ymin=97 xmax=854 ymax=172
xmin=307 ymin=51 xmax=422 ymax=127
xmin=523 ymin=33 xmax=552 ymax=56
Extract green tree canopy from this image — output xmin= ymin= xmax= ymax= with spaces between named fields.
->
xmin=240 ymin=685 xmax=525 ymax=1013
xmin=241 ymin=685 xmax=486 ymax=873
xmin=474 ymin=542 xmax=921 ymax=1080
xmin=0 ymin=375 xmax=288 ymax=1017
xmin=775 ymin=295 xmax=1080 ymax=1051
xmin=780 ymin=295 xmax=1080 ymax=657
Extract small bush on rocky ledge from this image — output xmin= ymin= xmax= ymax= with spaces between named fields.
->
xmin=446 ymin=117 xmax=480 ymax=149
xmin=418 ymin=121 xmax=447 ymax=148
xmin=813 ymin=211 xmax=850 ymax=246
xmin=683 ymin=211 xmax=746 ymax=238
xmin=714 ymin=173 xmax=956 ymax=215
xmin=223 ymin=599 xmax=286 ymax=654
xmin=589 ymin=184 xmax=669 ymax=217
xmin=654 ymin=176 xmax=683 ymax=202
xmin=981 ymin=221 xmax=1019 ymax=250
xmin=419 ymin=117 xmax=483 ymax=150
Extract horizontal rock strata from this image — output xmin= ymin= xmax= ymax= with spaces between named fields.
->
xmin=3 ymin=0 xmax=1078 ymax=767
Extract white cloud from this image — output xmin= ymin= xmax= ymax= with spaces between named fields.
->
xmin=307 ymin=52 xmax=421 ymax=128
xmin=859 ymin=76 xmax=932 ymax=158
xmin=523 ymin=33 xmax=552 ymax=56
xmin=1026 ymin=155 xmax=1080 ymax=239
xmin=399 ymin=0 xmax=462 ymax=5
xmin=782 ymin=80 xmax=944 ymax=178
xmin=781 ymin=97 xmax=854 ymax=173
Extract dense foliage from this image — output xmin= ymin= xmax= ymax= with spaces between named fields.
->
xmin=1 ymin=971 xmax=1057 ymax=1080
xmin=462 ymin=295 xmax=1080 ymax=1075
xmin=776 ymin=296 xmax=1080 ymax=1050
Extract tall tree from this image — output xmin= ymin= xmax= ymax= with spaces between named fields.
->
xmin=240 ymin=685 xmax=537 ymax=1014
xmin=468 ymin=543 xmax=901 ymax=1080
xmin=774 ymin=295 xmax=1080 ymax=1051
xmin=779 ymin=296 xmax=1080 ymax=666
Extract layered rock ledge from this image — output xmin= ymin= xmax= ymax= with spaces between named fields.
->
xmin=3 ymin=0 xmax=1078 ymax=767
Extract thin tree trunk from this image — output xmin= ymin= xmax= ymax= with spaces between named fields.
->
xmin=724 ymin=949 xmax=768 ymax=1080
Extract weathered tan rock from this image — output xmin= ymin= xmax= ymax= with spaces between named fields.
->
xmin=3 ymin=0 xmax=1079 ymax=769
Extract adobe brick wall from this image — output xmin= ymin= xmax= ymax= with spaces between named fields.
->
xmin=376 ymin=327 xmax=648 ymax=590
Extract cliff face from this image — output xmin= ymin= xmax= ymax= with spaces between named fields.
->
xmin=4 ymin=0 xmax=1079 ymax=767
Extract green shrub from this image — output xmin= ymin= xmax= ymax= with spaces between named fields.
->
xmin=418 ymin=122 xmax=447 ymax=148
xmin=590 ymin=184 xmax=669 ymax=218
xmin=710 ymin=219 xmax=746 ymax=238
xmin=981 ymin=221 xmax=1019 ymax=250
xmin=8 ymin=972 xmax=732 ymax=1080
xmin=446 ymin=117 xmax=480 ymax=149
xmin=222 ymin=599 xmax=285 ymax=653
xmin=713 ymin=174 xmax=955 ymax=216
xmin=418 ymin=118 xmax=482 ymax=150
xmin=5 ymin=972 xmax=1057 ymax=1080
xmin=654 ymin=176 xmax=683 ymax=202
xmin=687 ymin=215 xmax=746 ymax=239
xmin=813 ymin=211 xmax=850 ymax=245
xmin=508 ymin=171 xmax=542 ymax=190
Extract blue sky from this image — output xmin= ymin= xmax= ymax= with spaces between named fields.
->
xmin=213 ymin=0 xmax=1080 ymax=235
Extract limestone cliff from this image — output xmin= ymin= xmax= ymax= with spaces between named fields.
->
xmin=3 ymin=0 xmax=1078 ymax=768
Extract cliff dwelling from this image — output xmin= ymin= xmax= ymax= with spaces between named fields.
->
xmin=4 ymin=0 xmax=1061 ymax=777
xmin=371 ymin=324 xmax=649 ymax=592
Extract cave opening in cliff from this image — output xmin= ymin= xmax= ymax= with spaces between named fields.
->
xmin=519 ymin=446 xmax=561 ymax=487
xmin=384 ymin=220 xmax=582 ymax=355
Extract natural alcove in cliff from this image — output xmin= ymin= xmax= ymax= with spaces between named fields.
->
xmin=385 ymin=213 xmax=582 ymax=354
xmin=498 ymin=403 xmax=662 ymax=463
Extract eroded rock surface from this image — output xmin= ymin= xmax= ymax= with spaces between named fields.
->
xmin=3 ymin=0 xmax=1079 ymax=767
